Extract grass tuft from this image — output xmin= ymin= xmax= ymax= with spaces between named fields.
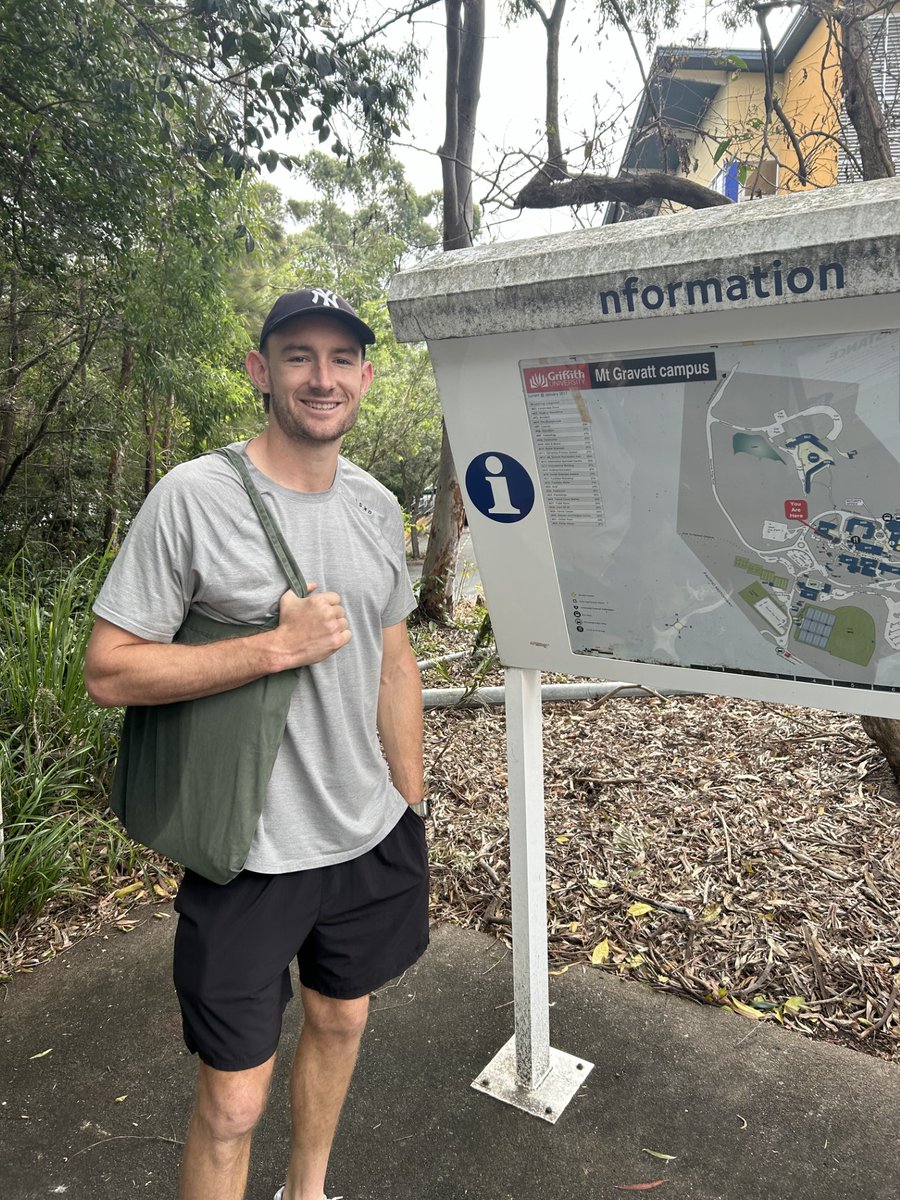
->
xmin=0 ymin=554 xmax=149 ymax=933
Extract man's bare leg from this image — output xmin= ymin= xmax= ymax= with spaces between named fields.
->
xmin=179 ymin=1055 xmax=276 ymax=1200
xmin=283 ymin=986 xmax=370 ymax=1200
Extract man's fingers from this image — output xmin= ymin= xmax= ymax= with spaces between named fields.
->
xmin=276 ymin=586 xmax=352 ymax=665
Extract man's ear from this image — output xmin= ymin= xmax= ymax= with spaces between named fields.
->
xmin=246 ymin=349 xmax=270 ymax=393
xmin=360 ymin=358 xmax=374 ymax=398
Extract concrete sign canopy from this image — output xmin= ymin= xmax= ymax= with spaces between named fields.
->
xmin=389 ymin=179 xmax=900 ymax=718
xmin=388 ymin=178 xmax=900 ymax=342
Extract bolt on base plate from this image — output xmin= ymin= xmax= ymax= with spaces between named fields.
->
xmin=471 ymin=1035 xmax=594 ymax=1123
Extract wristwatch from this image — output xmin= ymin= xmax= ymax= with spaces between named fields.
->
xmin=410 ymin=798 xmax=430 ymax=820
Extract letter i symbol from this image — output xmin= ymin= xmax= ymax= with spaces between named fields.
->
xmin=484 ymin=455 xmax=521 ymax=515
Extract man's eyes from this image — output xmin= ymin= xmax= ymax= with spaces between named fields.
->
xmin=286 ymin=355 xmax=355 ymax=366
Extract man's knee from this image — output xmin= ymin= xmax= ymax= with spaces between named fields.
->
xmin=301 ymin=987 xmax=370 ymax=1042
xmin=194 ymin=1058 xmax=274 ymax=1142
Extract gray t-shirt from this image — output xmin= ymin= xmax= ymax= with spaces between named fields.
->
xmin=94 ymin=442 xmax=416 ymax=872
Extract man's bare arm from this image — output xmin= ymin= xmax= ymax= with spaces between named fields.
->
xmin=84 ymin=585 xmax=351 ymax=707
xmin=376 ymin=620 xmax=424 ymax=807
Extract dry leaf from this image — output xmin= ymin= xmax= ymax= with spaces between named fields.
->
xmin=614 ymin=1182 xmax=668 ymax=1191
xmin=29 ymin=1049 xmax=52 ymax=1060
xmin=112 ymin=882 xmax=143 ymax=899
xmin=627 ymin=902 xmax=653 ymax=918
xmin=115 ymin=1095 xmax=128 ymax=1103
xmin=642 ymin=1150 xmax=677 ymax=1161
xmin=728 ymin=998 xmax=764 ymax=1020
xmin=591 ymin=939 xmax=610 ymax=965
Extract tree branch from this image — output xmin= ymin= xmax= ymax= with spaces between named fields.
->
xmin=339 ymin=0 xmax=445 ymax=50
xmin=519 ymin=0 xmax=568 ymax=177
xmin=0 ymin=319 xmax=104 ymax=497
xmin=516 ymin=167 xmax=730 ymax=211
xmin=607 ymin=0 xmax=659 ymax=127
xmin=756 ymin=4 xmax=808 ymax=184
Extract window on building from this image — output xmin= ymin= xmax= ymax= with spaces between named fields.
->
xmin=711 ymin=158 xmax=778 ymax=201
xmin=742 ymin=159 xmax=778 ymax=199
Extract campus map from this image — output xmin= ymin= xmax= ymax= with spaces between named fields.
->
xmin=519 ymin=330 xmax=900 ymax=689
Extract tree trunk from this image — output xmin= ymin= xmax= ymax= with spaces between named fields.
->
xmin=0 ymin=395 xmax=15 ymax=487
xmin=839 ymin=3 xmax=896 ymax=180
xmin=418 ymin=0 xmax=484 ymax=621
xmin=143 ymin=384 xmax=157 ymax=498
xmin=417 ymin=422 xmax=467 ymax=621
xmin=860 ymin=715 xmax=900 ymax=791
xmin=102 ymin=341 xmax=134 ymax=548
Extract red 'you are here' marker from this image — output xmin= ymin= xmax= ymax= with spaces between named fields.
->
xmin=785 ymin=500 xmax=808 ymax=521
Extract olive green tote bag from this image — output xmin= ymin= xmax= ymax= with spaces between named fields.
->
xmin=108 ymin=448 xmax=307 ymax=884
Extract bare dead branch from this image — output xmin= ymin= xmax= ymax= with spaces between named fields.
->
xmin=515 ymin=167 xmax=730 ymax=212
xmin=607 ymin=0 xmax=660 ymax=128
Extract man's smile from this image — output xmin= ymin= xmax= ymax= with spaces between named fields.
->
xmin=299 ymin=398 xmax=340 ymax=410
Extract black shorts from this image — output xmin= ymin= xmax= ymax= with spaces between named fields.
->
xmin=172 ymin=807 xmax=429 ymax=1071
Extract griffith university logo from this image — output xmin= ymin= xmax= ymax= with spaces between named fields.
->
xmin=310 ymin=287 xmax=341 ymax=308
xmin=523 ymin=363 xmax=590 ymax=394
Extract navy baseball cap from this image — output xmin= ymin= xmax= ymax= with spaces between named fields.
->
xmin=259 ymin=287 xmax=376 ymax=349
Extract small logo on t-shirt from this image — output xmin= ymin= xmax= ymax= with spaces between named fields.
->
xmin=356 ymin=499 xmax=375 ymax=517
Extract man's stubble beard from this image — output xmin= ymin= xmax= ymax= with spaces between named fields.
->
xmin=268 ymin=388 xmax=360 ymax=445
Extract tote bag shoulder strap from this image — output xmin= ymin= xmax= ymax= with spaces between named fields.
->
xmin=215 ymin=447 xmax=308 ymax=598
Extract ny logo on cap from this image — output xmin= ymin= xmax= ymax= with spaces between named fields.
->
xmin=310 ymin=288 xmax=341 ymax=309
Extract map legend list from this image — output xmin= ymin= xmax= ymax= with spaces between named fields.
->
xmin=526 ymin=393 xmax=606 ymax=526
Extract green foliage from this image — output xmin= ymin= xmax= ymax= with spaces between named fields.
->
xmin=0 ymin=180 xmax=266 ymax=566
xmin=597 ymin=0 xmax=682 ymax=44
xmin=342 ymin=302 xmax=442 ymax=513
xmin=286 ymin=150 xmax=442 ymax=304
xmin=0 ymin=0 xmax=419 ymax=275
xmin=0 ymin=554 xmax=138 ymax=930
xmin=0 ymin=2 xmax=422 ymax=566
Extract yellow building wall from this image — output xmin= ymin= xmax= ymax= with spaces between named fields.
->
xmin=669 ymin=20 xmax=840 ymax=209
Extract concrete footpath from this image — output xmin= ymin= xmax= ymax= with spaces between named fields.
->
xmin=2 ymin=913 xmax=897 ymax=1200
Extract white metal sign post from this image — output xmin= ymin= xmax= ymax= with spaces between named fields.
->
xmin=388 ymin=179 xmax=900 ymax=1122
xmin=471 ymin=667 xmax=594 ymax=1121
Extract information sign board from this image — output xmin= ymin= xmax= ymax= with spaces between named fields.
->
xmin=389 ymin=179 xmax=900 ymax=717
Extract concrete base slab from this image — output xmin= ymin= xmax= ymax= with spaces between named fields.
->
xmin=471 ymin=1035 xmax=594 ymax=1122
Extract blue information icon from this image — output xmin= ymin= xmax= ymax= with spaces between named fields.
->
xmin=465 ymin=452 xmax=535 ymax=523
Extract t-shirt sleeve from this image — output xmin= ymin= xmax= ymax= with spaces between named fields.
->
xmin=381 ymin=499 xmax=417 ymax=628
xmin=93 ymin=473 xmax=196 ymax=642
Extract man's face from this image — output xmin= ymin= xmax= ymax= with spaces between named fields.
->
xmin=249 ymin=314 xmax=373 ymax=446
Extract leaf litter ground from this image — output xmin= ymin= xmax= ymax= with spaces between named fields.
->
xmin=419 ymin=627 xmax=900 ymax=1062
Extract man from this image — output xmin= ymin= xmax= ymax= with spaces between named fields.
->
xmin=84 ymin=288 xmax=428 ymax=1200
